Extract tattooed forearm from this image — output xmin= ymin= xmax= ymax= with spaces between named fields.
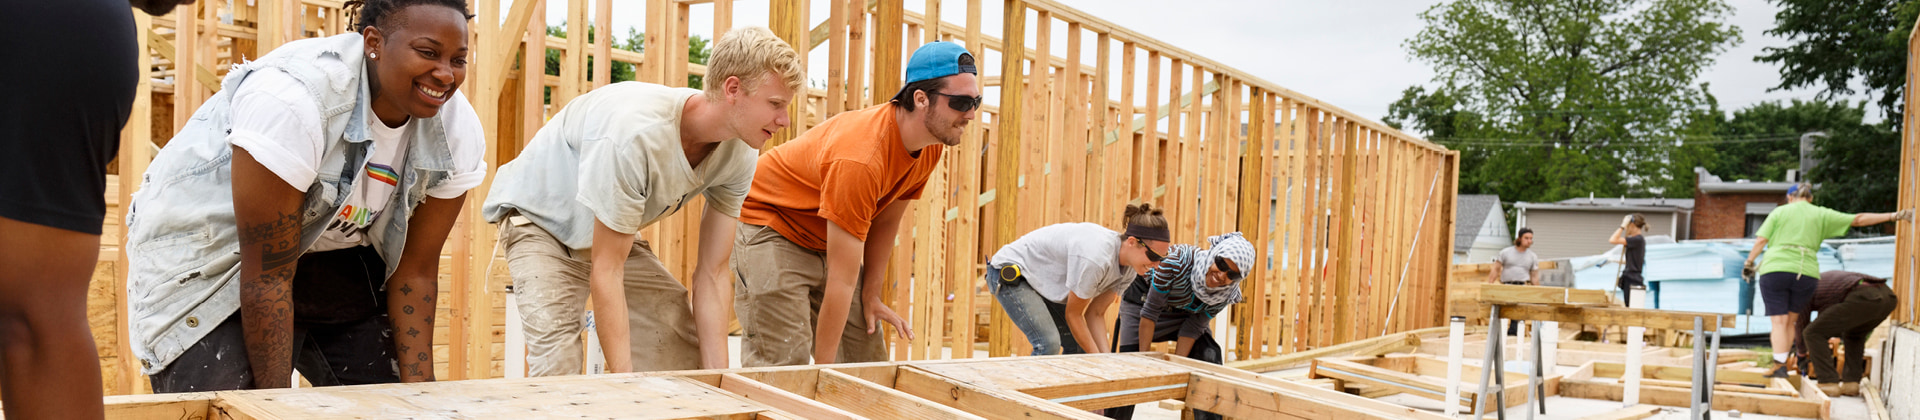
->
xmin=237 ymin=210 xmax=302 ymax=389
xmin=389 ymin=273 xmax=438 ymax=383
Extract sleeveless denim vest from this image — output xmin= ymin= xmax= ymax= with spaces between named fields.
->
xmin=124 ymin=33 xmax=455 ymax=374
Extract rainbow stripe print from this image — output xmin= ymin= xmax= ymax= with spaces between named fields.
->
xmin=365 ymin=163 xmax=399 ymax=186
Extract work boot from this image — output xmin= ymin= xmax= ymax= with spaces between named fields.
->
xmin=1841 ymin=382 xmax=1859 ymax=397
xmin=1764 ymin=363 xmax=1792 ymax=378
xmin=1817 ymin=382 xmax=1841 ymax=397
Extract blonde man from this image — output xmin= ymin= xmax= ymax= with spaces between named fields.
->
xmin=483 ymin=26 xmax=802 ymax=374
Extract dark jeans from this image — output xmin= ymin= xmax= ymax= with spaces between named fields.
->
xmin=151 ymin=247 xmax=399 ymax=392
xmin=1803 ymin=285 xmax=1896 ymax=384
xmin=1106 ymin=318 xmax=1222 ymax=420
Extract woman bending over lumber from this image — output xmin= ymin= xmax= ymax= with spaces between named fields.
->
xmin=985 ymin=203 xmax=1172 ymax=356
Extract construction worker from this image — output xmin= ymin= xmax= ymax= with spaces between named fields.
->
xmin=0 ymin=0 xmax=193 ymax=416
xmin=126 ymin=0 xmax=482 ymax=392
xmin=482 ymin=26 xmax=802 ymax=375
xmin=1111 ymin=231 xmax=1254 ymax=420
xmin=1744 ymin=183 xmax=1910 ymax=377
xmin=731 ymin=42 xmax=978 ymax=366
xmin=1799 ymin=271 xmax=1897 ymax=397
xmin=1491 ymin=227 xmax=1540 ymax=335
xmin=987 ymin=203 xmax=1172 ymax=357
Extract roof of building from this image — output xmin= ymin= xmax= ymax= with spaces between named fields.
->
xmin=1515 ymin=196 xmax=1695 ymax=212
xmin=1694 ymin=167 xmax=1795 ymax=194
xmin=1455 ymin=194 xmax=1503 ymax=254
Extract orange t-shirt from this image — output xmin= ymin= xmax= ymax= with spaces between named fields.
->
xmin=739 ymin=104 xmax=946 ymax=251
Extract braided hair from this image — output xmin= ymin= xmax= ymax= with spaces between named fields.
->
xmin=342 ymin=0 xmax=474 ymax=33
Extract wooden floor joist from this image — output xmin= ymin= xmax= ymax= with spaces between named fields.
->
xmin=86 ymin=354 xmax=1453 ymax=419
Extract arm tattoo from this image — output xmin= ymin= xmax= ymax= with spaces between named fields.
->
xmin=237 ymin=210 xmax=302 ymax=388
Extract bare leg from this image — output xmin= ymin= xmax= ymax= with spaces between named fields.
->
xmin=0 ymin=216 xmax=105 ymax=419
xmin=1769 ymin=313 xmax=1800 ymax=362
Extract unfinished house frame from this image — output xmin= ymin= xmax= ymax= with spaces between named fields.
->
xmin=87 ymin=0 xmax=1461 ymax=396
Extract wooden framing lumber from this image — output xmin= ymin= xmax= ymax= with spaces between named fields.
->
xmin=1559 ymin=361 xmax=1828 ymax=419
xmin=817 ymin=369 xmax=983 ymax=420
xmin=1148 ymin=352 xmax=1451 ymax=420
xmin=1227 ymin=327 xmax=1435 ymax=372
xmin=721 ymin=373 xmax=866 ymax=420
xmin=1475 ymin=304 xmax=1734 ymax=331
xmin=1479 ymin=284 xmax=1610 ymax=307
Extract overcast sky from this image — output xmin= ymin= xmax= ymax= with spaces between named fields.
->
xmin=549 ymin=0 xmax=1875 ymax=134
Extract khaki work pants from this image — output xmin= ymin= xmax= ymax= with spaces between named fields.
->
xmin=731 ymin=222 xmax=887 ymax=366
xmin=499 ymin=216 xmax=700 ymax=376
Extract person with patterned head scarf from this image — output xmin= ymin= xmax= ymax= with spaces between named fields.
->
xmin=1108 ymin=232 xmax=1251 ymax=420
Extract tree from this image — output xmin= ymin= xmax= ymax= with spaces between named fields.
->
xmin=1755 ymin=0 xmax=1919 ymax=127
xmin=1394 ymin=0 xmax=1741 ymax=203
xmin=1704 ymin=100 xmax=1851 ymax=183
xmin=543 ymin=23 xmax=712 ymax=92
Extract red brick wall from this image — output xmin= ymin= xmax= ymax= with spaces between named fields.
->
xmin=1692 ymin=190 xmax=1785 ymax=239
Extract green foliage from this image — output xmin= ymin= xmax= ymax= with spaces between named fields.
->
xmin=1695 ymin=99 xmax=1897 ymax=234
xmin=1755 ymin=0 xmax=1918 ymax=127
xmin=1393 ymin=0 xmax=1742 ymax=204
xmin=540 ymin=23 xmax=713 ymax=102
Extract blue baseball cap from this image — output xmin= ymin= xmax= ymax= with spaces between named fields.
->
xmin=905 ymin=42 xmax=976 ymax=84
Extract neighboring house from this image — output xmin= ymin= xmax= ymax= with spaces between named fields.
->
xmin=1690 ymin=167 xmax=1791 ymax=239
xmin=1515 ymin=197 xmax=1694 ymax=260
xmin=1453 ymin=194 xmax=1511 ymax=264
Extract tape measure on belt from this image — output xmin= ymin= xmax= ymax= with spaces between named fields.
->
xmin=999 ymin=263 xmax=1023 ymax=281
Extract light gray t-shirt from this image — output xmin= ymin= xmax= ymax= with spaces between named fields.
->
xmin=989 ymin=223 xmax=1137 ymax=303
xmin=483 ymin=82 xmax=758 ymax=249
xmin=1492 ymin=246 xmax=1539 ymax=283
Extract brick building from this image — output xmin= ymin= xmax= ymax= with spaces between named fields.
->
xmin=1690 ymin=167 xmax=1791 ymax=240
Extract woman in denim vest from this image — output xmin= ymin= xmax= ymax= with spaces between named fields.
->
xmin=124 ymin=0 xmax=484 ymax=392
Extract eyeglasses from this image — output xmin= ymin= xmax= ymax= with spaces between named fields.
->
xmin=927 ymin=91 xmax=983 ymax=112
xmin=1214 ymin=256 xmax=1244 ymax=281
xmin=1143 ymin=244 xmax=1164 ymax=263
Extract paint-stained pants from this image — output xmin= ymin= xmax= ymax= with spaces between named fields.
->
xmin=731 ymin=222 xmax=887 ymax=367
xmin=500 ymin=216 xmax=701 ymax=376
xmin=150 ymin=247 xmax=399 ymax=392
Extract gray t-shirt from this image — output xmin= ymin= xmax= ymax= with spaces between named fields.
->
xmin=1492 ymin=246 xmax=1539 ymax=283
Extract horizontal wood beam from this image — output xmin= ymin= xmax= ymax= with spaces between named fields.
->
xmin=1227 ymin=326 xmax=1442 ymax=372
xmin=893 ymin=367 xmax=1103 ymax=420
xmin=1483 ymin=304 xmax=1735 ymax=330
xmin=1479 ymin=284 xmax=1610 ymax=307
xmin=813 ymin=369 xmax=979 ymax=420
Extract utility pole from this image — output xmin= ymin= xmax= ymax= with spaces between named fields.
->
xmin=1800 ymin=131 xmax=1828 ymax=181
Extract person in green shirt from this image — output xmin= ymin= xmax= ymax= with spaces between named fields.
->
xmin=1742 ymin=183 xmax=1910 ymax=377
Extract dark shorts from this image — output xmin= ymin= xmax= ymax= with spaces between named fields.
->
xmin=0 ymin=0 xmax=137 ymax=234
xmin=1759 ymin=271 xmax=1817 ymax=316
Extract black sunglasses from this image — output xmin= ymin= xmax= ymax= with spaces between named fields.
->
xmin=927 ymin=91 xmax=982 ymax=112
xmin=1143 ymin=243 xmax=1164 ymax=263
xmin=1214 ymin=256 xmax=1244 ymax=281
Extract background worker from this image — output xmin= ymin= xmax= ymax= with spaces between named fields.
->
xmin=1743 ymin=183 xmax=1910 ymax=377
xmin=1608 ymin=214 xmax=1649 ymax=308
xmin=1489 ymin=227 xmax=1540 ymax=335
xmin=1797 ymin=270 xmax=1897 ymax=397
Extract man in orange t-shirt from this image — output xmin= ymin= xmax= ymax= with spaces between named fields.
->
xmin=732 ymin=42 xmax=980 ymax=366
